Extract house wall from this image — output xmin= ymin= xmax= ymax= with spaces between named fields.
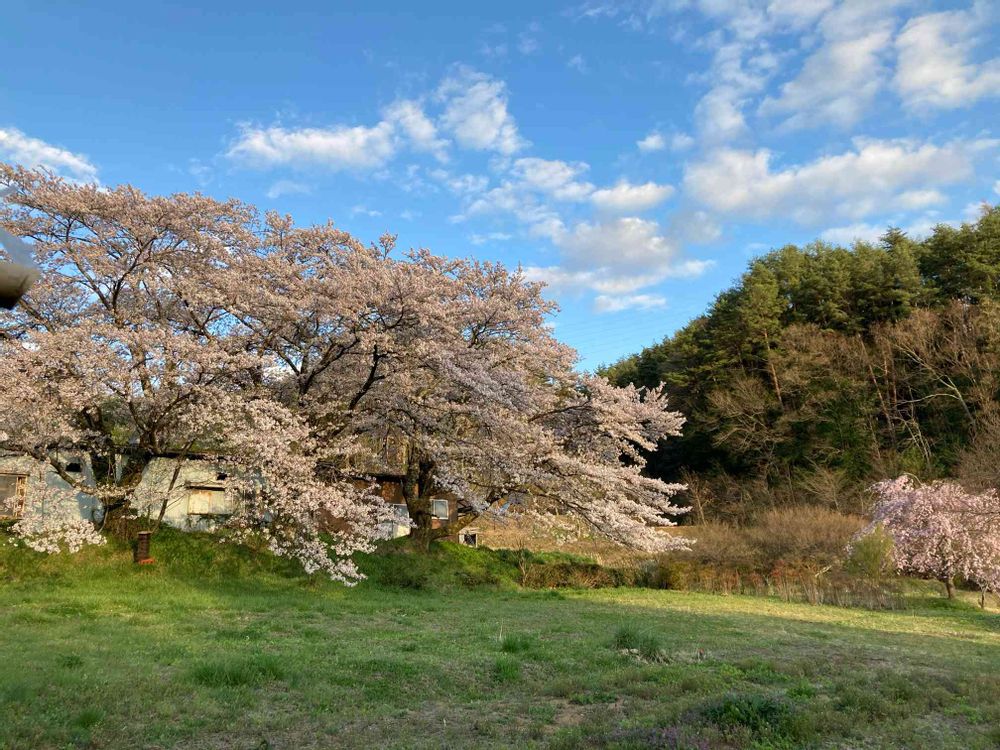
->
xmin=1 ymin=452 xmax=467 ymax=541
xmin=0 ymin=453 xmax=101 ymax=522
xmin=133 ymin=458 xmax=233 ymax=532
xmin=0 ymin=454 xmax=234 ymax=531
xmin=342 ymin=479 xmax=460 ymax=539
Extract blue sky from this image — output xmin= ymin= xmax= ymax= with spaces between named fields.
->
xmin=2 ymin=0 xmax=999 ymax=369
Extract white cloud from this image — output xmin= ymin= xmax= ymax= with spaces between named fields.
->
xmin=0 ymin=127 xmax=97 ymax=182
xmin=480 ymin=42 xmax=508 ymax=58
xmin=618 ymin=1 xmax=905 ymax=137
xmin=437 ymin=68 xmax=527 ymax=155
xmin=457 ymin=181 xmax=566 ymax=240
xmin=350 ymin=205 xmax=382 ymax=217
xmin=689 ymin=39 xmax=780 ymax=144
xmin=529 ymin=217 xmax=710 ymax=296
xmin=469 ymin=231 xmax=513 ymax=245
xmin=667 ymin=257 xmax=716 ymax=277
xmin=759 ymin=27 xmax=893 ymax=129
xmin=668 ymin=208 xmax=723 ymax=244
xmin=685 ymin=138 xmax=995 ymax=224
xmin=527 ymin=256 xmax=711 ymax=299
xmin=893 ymin=189 xmax=946 ymax=211
xmin=430 ymin=169 xmax=490 ymax=195
xmin=594 ymin=293 xmax=668 ymax=313
xmin=637 ymin=131 xmax=666 ymax=152
xmin=670 ymin=132 xmax=696 ymax=151
xmin=230 ymin=74 xmax=525 ymax=174
xmin=995 ymin=180 xmax=1000 ymax=196
xmin=518 ymin=31 xmax=541 ymax=55
xmin=686 ymin=0 xmax=772 ymax=40
xmin=591 ymin=180 xmax=675 ymax=213
xmin=963 ymin=201 xmax=990 ymax=222
xmin=823 ymin=210 xmax=971 ymax=245
xmin=819 ymin=222 xmax=885 ymax=245
xmin=567 ymin=54 xmax=588 ymax=73
xmin=518 ymin=22 xmax=542 ymax=55
xmin=266 ymin=179 xmax=311 ymax=199
xmin=904 ymin=216 xmax=957 ymax=238
xmin=509 ymin=157 xmax=594 ymax=201
xmin=449 ymin=157 xmax=598 ymax=237
xmin=522 ymin=265 xmax=652 ymax=296
xmin=766 ymin=0 xmax=835 ymax=29
xmin=400 ymin=209 xmax=421 ymax=220
xmin=187 ymin=158 xmax=213 ymax=187
xmin=895 ymin=4 xmax=1000 ymax=110
xmin=557 ymin=217 xmax=660 ymax=280
xmin=227 ymin=122 xmax=396 ymax=171
xmin=694 ymin=85 xmax=749 ymax=143
xmin=383 ymin=100 xmax=449 ymax=161
xmin=757 ymin=0 xmax=906 ymax=130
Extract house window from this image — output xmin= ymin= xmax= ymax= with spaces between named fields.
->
xmin=431 ymin=498 xmax=450 ymax=521
xmin=379 ymin=503 xmax=410 ymax=539
xmin=0 ymin=473 xmax=27 ymax=519
xmin=187 ymin=486 xmax=234 ymax=516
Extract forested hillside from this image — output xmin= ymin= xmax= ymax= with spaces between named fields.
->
xmin=603 ymin=206 xmax=1000 ymax=522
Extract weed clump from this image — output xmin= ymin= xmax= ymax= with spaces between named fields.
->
xmin=188 ymin=654 xmax=285 ymax=687
xmin=613 ymin=624 xmax=666 ymax=662
xmin=702 ymin=691 xmax=793 ymax=737
xmin=500 ymin=632 xmax=535 ymax=654
xmin=492 ymin=655 xmax=521 ymax=683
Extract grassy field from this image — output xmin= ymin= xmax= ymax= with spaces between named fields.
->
xmin=0 ymin=533 xmax=998 ymax=750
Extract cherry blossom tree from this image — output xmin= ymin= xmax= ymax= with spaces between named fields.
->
xmin=220 ymin=223 xmax=690 ymax=550
xmin=0 ymin=164 xmax=690 ymax=577
xmin=0 ymin=164 xmax=387 ymax=580
xmin=8 ymin=483 xmax=105 ymax=554
xmin=865 ymin=476 xmax=1000 ymax=602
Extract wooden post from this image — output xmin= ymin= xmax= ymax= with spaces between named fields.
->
xmin=134 ymin=531 xmax=154 ymax=564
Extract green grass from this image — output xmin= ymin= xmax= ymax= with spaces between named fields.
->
xmin=0 ymin=531 xmax=998 ymax=749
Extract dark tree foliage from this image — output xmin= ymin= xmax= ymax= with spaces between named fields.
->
xmin=602 ymin=206 xmax=1000 ymax=520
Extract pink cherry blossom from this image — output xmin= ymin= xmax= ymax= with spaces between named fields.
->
xmin=865 ymin=476 xmax=1000 ymax=598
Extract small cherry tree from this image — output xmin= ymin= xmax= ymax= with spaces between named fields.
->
xmin=865 ymin=476 xmax=1000 ymax=601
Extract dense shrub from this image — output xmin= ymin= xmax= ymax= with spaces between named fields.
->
xmin=667 ymin=507 xmax=864 ymax=573
xmin=521 ymin=560 xmax=625 ymax=588
xmin=637 ymin=508 xmax=901 ymax=608
xmin=361 ymin=542 xmax=636 ymax=591
xmin=671 ymin=522 xmax=756 ymax=569
xmin=600 ymin=726 xmax=711 ymax=750
xmin=702 ymin=692 xmax=794 ymax=737
xmin=746 ymin=507 xmax=866 ymax=569
xmin=844 ymin=525 xmax=896 ymax=581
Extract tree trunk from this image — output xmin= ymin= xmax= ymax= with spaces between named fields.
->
xmin=762 ymin=330 xmax=783 ymax=407
xmin=152 ymin=445 xmax=194 ymax=533
xmin=943 ymin=577 xmax=955 ymax=599
xmin=401 ymin=446 xmax=435 ymax=551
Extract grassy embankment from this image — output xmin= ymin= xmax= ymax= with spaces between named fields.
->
xmin=0 ymin=531 xmax=997 ymax=749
